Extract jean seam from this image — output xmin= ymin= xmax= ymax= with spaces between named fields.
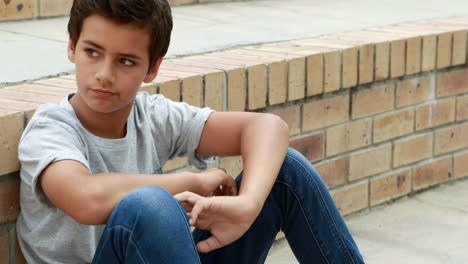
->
xmin=284 ymin=153 xmax=356 ymax=264
xmin=276 ymin=179 xmax=330 ymax=264
xmin=174 ymin=198 xmax=202 ymax=264
xmin=97 ymin=224 xmax=148 ymax=264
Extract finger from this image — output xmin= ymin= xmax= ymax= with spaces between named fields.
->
xmin=174 ymin=191 xmax=202 ymax=204
xmin=196 ymin=235 xmax=223 ymax=253
xmin=190 ymin=198 xmax=208 ymax=225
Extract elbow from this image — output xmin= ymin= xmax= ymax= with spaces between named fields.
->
xmin=263 ymin=113 xmax=290 ymax=142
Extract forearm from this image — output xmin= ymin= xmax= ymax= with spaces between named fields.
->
xmin=75 ymin=170 xmax=201 ymax=225
xmin=238 ymin=114 xmax=289 ymax=210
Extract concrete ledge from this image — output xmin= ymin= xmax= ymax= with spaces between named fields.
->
xmin=1 ymin=17 xmax=468 ymax=262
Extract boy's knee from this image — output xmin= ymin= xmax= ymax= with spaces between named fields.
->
xmin=283 ymin=147 xmax=309 ymax=168
xmin=116 ymin=186 xmax=182 ymax=219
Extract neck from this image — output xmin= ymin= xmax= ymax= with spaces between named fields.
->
xmin=70 ymin=93 xmax=132 ymax=139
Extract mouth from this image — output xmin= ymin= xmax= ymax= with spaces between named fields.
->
xmin=92 ymin=89 xmax=115 ymax=98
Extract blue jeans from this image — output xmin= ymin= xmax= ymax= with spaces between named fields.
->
xmin=92 ymin=148 xmax=364 ymax=263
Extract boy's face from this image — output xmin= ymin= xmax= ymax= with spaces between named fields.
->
xmin=68 ymin=14 xmax=161 ymax=114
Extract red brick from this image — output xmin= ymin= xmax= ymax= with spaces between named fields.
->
xmin=437 ymin=68 xmax=468 ymax=98
xmin=359 ymin=44 xmax=374 ymax=84
xmin=248 ymin=64 xmax=267 ymax=110
xmin=39 ymin=0 xmax=72 ymax=17
xmin=287 ymin=57 xmax=306 ymax=101
xmin=348 ymin=144 xmax=391 ymax=181
xmin=0 ymin=110 xmax=23 ymax=175
xmin=352 ymin=84 xmax=395 ymax=119
xmin=0 ymin=175 xmax=20 ymax=224
xmin=375 ymin=42 xmax=390 ymax=81
xmin=406 ymin=37 xmax=422 ymax=75
xmin=370 ymin=169 xmax=411 ymax=206
xmin=8 ymin=84 xmax=73 ymax=96
xmin=422 ymin=35 xmax=437 ymax=72
xmin=302 ymin=92 xmax=349 ymax=132
xmin=434 ymin=123 xmax=468 ymax=155
xmin=331 ymin=182 xmax=369 ymax=216
xmin=393 ymin=133 xmax=433 ymax=168
xmin=307 ymin=53 xmax=324 ymax=96
xmin=0 ymin=98 xmax=39 ymax=123
xmin=158 ymin=79 xmax=180 ymax=102
xmin=396 ymin=77 xmax=432 ymax=108
xmin=204 ymin=72 xmax=225 ymax=112
xmin=227 ymin=68 xmax=247 ymax=111
xmin=270 ymin=105 xmax=301 ymax=136
xmin=456 ymin=95 xmax=468 ymax=121
xmin=0 ymin=0 xmax=37 ymax=20
xmin=390 ymin=40 xmax=406 ymax=78
xmin=452 ymin=31 xmax=467 ymax=66
xmin=0 ymin=89 xmax=62 ymax=104
xmin=454 ymin=152 xmax=468 ymax=178
xmin=34 ymin=78 xmax=77 ymax=89
xmin=315 ymin=158 xmax=347 ymax=188
xmin=437 ymin=33 xmax=452 ymax=69
xmin=324 ymin=51 xmax=341 ymax=93
xmin=342 ymin=47 xmax=358 ymax=89
xmin=289 ymin=132 xmax=324 ymax=163
xmin=139 ymin=83 xmax=156 ymax=95
xmin=373 ymin=108 xmax=414 ymax=143
xmin=268 ymin=60 xmax=287 ymax=105
xmin=326 ymin=119 xmax=372 ymax=157
xmin=181 ymin=76 xmax=203 ymax=107
xmin=415 ymin=98 xmax=455 ymax=131
xmin=160 ymin=61 xmax=221 ymax=75
xmin=413 ymin=157 xmax=452 ymax=190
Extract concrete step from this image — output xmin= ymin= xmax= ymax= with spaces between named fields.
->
xmin=265 ymin=178 xmax=468 ymax=263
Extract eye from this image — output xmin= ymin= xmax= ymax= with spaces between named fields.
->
xmin=120 ymin=58 xmax=135 ymax=66
xmin=85 ymin=48 xmax=99 ymax=57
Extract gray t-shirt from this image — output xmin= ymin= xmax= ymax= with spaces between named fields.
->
xmin=16 ymin=92 xmax=214 ymax=264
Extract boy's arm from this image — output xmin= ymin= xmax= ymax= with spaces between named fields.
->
xmin=178 ymin=111 xmax=289 ymax=252
xmin=196 ymin=111 xmax=289 ymax=208
xmin=40 ymin=161 xmax=236 ymax=225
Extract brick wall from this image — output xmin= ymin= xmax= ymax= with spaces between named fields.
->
xmin=1 ymin=17 xmax=468 ymax=262
xmin=0 ymin=0 xmax=242 ymax=22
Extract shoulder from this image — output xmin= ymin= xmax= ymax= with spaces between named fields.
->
xmin=26 ymin=103 xmax=78 ymax=134
xmin=20 ymin=102 xmax=83 ymax=149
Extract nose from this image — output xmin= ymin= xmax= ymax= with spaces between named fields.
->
xmin=95 ymin=58 xmax=115 ymax=86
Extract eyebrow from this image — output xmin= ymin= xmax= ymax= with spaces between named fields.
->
xmin=83 ymin=40 xmax=143 ymax=60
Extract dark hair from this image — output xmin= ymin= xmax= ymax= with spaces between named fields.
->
xmin=68 ymin=0 xmax=173 ymax=72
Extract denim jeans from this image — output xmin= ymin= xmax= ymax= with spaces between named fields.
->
xmin=92 ymin=148 xmax=364 ymax=263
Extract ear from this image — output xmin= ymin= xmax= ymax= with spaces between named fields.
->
xmin=143 ymin=57 xmax=163 ymax=83
xmin=67 ymin=38 xmax=76 ymax=63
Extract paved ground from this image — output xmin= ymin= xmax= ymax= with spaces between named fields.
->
xmin=265 ymin=177 xmax=468 ymax=263
xmin=2 ymin=0 xmax=468 ymax=85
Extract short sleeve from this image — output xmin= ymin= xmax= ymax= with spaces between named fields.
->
xmin=18 ymin=118 xmax=90 ymax=206
xmin=137 ymin=93 xmax=214 ymax=169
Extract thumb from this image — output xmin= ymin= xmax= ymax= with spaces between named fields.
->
xmin=196 ymin=235 xmax=223 ymax=253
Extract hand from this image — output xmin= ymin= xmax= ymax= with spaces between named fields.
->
xmin=195 ymin=168 xmax=237 ymax=197
xmin=174 ymin=191 xmax=260 ymax=253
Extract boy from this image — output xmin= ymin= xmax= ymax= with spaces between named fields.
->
xmin=17 ymin=0 xmax=364 ymax=263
